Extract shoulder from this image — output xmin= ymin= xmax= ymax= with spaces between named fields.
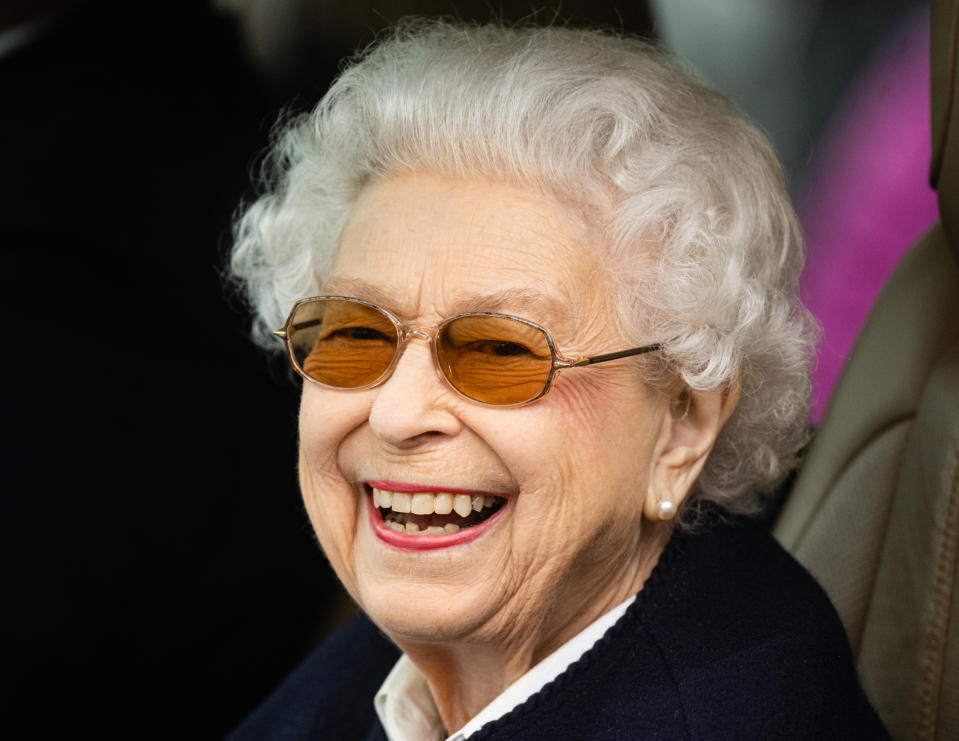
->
xmin=228 ymin=613 xmax=398 ymax=741
xmin=641 ymin=513 xmax=889 ymax=738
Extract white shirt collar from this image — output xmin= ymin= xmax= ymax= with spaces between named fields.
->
xmin=374 ymin=594 xmax=636 ymax=741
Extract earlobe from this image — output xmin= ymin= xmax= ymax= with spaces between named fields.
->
xmin=643 ymin=379 xmax=740 ymax=521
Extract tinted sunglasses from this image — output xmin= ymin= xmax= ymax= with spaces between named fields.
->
xmin=274 ymin=296 xmax=662 ymax=407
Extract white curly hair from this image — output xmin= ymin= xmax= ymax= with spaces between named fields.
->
xmin=230 ymin=20 xmax=818 ymax=515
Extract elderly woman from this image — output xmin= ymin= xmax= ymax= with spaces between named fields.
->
xmin=228 ymin=21 xmax=888 ymax=741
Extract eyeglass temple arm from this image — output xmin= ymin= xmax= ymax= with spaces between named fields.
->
xmin=558 ymin=343 xmax=662 ymax=368
xmin=273 ymin=317 xmax=326 ymax=340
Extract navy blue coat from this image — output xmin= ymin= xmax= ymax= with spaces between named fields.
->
xmin=230 ymin=513 xmax=890 ymax=740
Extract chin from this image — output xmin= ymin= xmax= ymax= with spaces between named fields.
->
xmin=354 ymin=571 xmax=495 ymax=645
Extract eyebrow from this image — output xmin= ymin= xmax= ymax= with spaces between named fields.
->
xmin=321 ymin=277 xmax=404 ymax=312
xmin=321 ymin=277 xmax=573 ymax=330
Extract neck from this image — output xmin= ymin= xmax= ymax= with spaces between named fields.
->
xmin=393 ymin=521 xmax=674 ymax=734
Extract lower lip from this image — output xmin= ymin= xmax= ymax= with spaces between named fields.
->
xmin=366 ymin=492 xmax=507 ymax=552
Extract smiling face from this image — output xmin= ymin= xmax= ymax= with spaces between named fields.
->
xmin=297 ymin=171 xmax=678 ymax=657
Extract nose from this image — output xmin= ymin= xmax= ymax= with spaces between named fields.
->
xmin=368 ymin=336 xmax=463 ymax=448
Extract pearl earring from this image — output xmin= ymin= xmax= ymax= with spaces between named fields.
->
xmin=657 ymin=499 xmax=677 ymax=521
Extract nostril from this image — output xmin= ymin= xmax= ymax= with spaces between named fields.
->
xmin=411 ymin=430 xmax=445 ymax=444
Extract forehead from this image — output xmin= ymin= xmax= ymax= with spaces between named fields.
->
xmin=328 ymin=173 xmax=607 ymax=330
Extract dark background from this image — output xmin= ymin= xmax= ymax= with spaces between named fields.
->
xmin=1 ymin=1 xmax=328 ymax=737
xmin=0 ymin=0 xmax=927 ymax=737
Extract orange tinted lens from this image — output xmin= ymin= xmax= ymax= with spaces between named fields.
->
xmin=289 ymin=299 xmax=398 ymax=388
xmin=437 ymin=315 xmax=553 ymax=404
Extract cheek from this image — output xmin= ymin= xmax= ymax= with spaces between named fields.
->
xmin=496 ymin=371 xmax=663 ymax=524
xmin=297 ymin=386 xmax=372 ymax=591
xmin=552 ymin=370 xmax=637 ymax=435
xmin=298 ymin=384 xmax=375 ymax=464
xmin=547 ymin=368 xmax=661 ymax=470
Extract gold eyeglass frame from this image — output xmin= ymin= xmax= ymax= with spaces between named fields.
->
xmin=274 ymin=295 xmax=662 ymax=407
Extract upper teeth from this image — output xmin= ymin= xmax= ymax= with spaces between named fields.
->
xmin=372 ymin=488 xmax=498 ymax=516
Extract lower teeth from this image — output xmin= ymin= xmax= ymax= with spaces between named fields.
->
xmin=384 ymin=514 xmax=462 ymax=535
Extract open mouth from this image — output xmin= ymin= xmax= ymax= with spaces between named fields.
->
xmin=368 ymin=485 xmax=506 ymax=536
